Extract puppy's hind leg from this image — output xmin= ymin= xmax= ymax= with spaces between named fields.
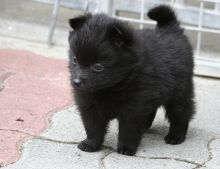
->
xmin=164 ymin=92 xmax=194 ymax=145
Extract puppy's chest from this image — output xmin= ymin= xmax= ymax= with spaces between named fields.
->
xmin=95 ymin=93 xmax=126 ymax=117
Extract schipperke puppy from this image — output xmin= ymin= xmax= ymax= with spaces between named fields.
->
xmin=68 ymin=5 xmax=195 ymax=156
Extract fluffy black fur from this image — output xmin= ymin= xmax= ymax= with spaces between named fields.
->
xmin=68 ymin=5 xmax=195 ymax=156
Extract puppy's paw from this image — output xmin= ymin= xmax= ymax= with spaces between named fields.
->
xmin=117 ymin=145 xmax=136 ymax=156
xmin=78 ymin=139 xmax=101 ymax=152
xmin=164 ymin=133 xmax=185 ymax=145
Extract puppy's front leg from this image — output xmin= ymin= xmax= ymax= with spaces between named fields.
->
xmin=78 ymin=108 xmax=109 ymax=152
xmin=117 ymin=115 xmax=147 ymax=156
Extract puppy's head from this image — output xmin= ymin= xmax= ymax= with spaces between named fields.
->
xmin=68 ymin=14 xmax=137 ymax=91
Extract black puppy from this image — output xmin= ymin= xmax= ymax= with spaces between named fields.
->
xmin=68 ymin=5 xmax=195 ymax=156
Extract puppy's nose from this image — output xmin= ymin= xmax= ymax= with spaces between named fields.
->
xmin=73 ymin=78 xmax=82 ymax=87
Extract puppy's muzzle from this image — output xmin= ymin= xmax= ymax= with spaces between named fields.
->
xmin=73 ymin=78 xmax=84 ymax=87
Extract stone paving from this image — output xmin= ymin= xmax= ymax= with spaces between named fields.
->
xmin=0 ymin=49 xmax=220 ymax=169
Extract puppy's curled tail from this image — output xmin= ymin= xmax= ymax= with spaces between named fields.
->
xmin=148 ymin=5 xmax=179 ymax=28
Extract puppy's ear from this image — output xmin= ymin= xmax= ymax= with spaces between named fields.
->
xmin=108 ymin=22 xmax=133 ymax=47
xmin=69 ymin=13 xmax=92 ymax=30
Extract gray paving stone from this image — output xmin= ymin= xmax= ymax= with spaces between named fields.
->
xmin=2 ymin=139 xmax=110 ymax=169
xmin=42 ymin=106 xmax=86 ymax=142
xmin=192 ymin=77 xmax=220 ymax=133
xmin=103 ymin=153 xmax=195 ymax=169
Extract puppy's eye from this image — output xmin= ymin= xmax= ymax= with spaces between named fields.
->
xmin=73 ymin=56 xmax=77 ymax=65
xmin=91 ymin=63 xmax=104 ymax=72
